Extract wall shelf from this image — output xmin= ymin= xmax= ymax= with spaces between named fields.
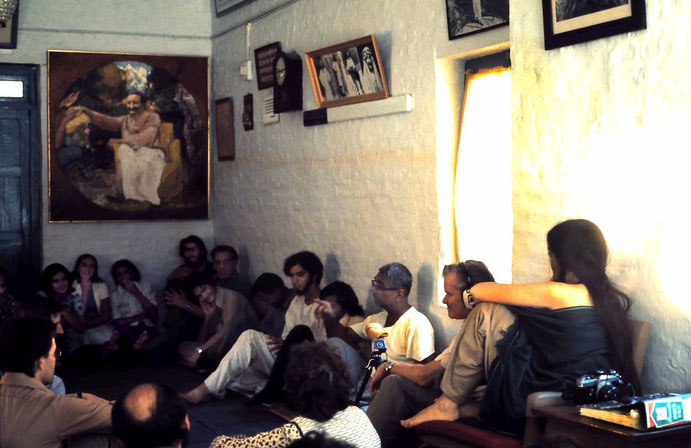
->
xmin=303 ymin=94 xmax=413 ymax=126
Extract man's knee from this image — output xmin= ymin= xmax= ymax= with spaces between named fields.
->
xmin=377 ymin=374 xmax=407 ymax=400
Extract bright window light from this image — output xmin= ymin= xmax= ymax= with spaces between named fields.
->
xmin=454 ymin=67 xmax=512 ymax=284
xmin=0 ymin=80 xmax=23 ymax=98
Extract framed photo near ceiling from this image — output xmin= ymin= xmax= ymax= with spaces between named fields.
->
xmin=254 ymin=41 xmax=281 ymax=90
xmin=445 ymin=0 xmax=509 ymax=40
xmin=47 ymin=50 xmax=209 ymax=222
xmin=542 ymin=0 xmax=646 ymax=50
xmin=215 ymin=0 xmax=256 ymax=17
xmin=305 ymin=35 xmax=388 ymax=109
xmin=215 ymin=98 xmax=235 ymax=161
xmin=0 ymin=2 xmax=19 ymax=50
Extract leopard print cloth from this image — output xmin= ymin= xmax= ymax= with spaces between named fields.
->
xmin=210 ymin=422 xmax=302 ymax=448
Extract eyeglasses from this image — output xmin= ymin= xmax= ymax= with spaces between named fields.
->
xmin=371 ymin=279 xmax=400 ymax=291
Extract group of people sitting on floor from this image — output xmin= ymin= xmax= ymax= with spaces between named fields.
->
xmin=0 ymin=219 xmax=641 ymax=448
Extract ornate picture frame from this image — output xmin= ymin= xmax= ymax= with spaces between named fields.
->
xmin=542 ymin=0 xmax=646 ymax=50
xmin=305 ymin=35 xmax=388 ymax=109
xmin=47 ymin=50 xmax=209 ymax=222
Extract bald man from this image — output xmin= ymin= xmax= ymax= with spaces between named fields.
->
xmin=112 ymin=383 xmax=190 ymax=448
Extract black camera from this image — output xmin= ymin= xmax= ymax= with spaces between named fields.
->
xmin=572 ymin=370 xmax=629 ymax=404
xmin=365 ymin=338 xmax=387 ymax=369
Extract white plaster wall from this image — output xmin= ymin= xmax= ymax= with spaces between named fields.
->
xmin=511 ymin=0 xmax=691 ymax=393
xmin=210 ymin=0 xmax=509 ymax=349
xmin=1 ymin=0 xmax=214 ymax=292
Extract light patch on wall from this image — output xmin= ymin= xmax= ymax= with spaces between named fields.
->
xmin=455 ymin=68 xmax=512 ymax=284
xmin=0 ymin=80 xmax=23 ymax=98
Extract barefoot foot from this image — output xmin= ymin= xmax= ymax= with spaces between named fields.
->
xmin=400 ymin=394 xmax=460 ymax=428
xmin=182 ymin=383 xmax=211 ymax=404
xmin=133 ymin=331 xmax=149 ymax=350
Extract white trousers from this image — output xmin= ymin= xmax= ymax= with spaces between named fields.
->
xmin=203 ymin=329 xmax=277 ymax=397
xmin=118 ymin=143 xmax=166 ymax=205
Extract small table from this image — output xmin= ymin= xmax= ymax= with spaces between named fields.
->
xmin=527 ymin=404 xmax=691 ymax=448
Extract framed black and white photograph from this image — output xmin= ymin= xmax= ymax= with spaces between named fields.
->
xmin=0 ymin=1 xmax=19 ymax=50
xmin=305 ymin=35 xmax=388 ymax=109
xmin=215 ymin=0 xmax=257 ymax=17
xmin=542 ymin=0 xmax=646 ymax=50
xmin=445 ymin=0 xmax=509 ymax=40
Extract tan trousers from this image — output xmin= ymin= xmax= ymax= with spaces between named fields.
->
xmin=440 ymin=302 xmax=517 ymax=405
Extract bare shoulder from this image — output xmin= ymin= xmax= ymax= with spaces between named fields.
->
xmin=545 ymin=282 xmax=591 ymax=309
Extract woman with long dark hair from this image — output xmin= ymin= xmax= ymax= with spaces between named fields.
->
xmin=402 ymin=219 xmax=638 ymax=435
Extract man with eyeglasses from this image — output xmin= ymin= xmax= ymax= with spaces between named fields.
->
xmin=0 ymin=319 xmax=118 ymax=447
xmin=316 ymin=262 xmax=436 ymax=400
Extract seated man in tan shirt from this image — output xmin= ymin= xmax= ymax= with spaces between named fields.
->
xmin=0 ymin=319 xmax=118 ymax=448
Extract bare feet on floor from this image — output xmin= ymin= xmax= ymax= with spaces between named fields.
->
xmin=181 ymin=383 xmax=211 ymax=404
xmin=400 ymin=394 xmax=460 ymax=428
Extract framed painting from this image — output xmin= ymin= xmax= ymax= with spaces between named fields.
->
xmin=305 ymin=35 xmax=388 ymax=109
xmin=215 ymin=0 xmax=256 ymax=17
xmin=445 ymin=0 xmax=509 ymax=40
xmin=0 ymin=1 xmax=19 ymax=50
xmin=542 ymin=0 xmax=646 ymax=50
xmin=47 ymin=50 xmax=209 ymax=222
xmin=215 ymin=97 xmax=235 ymax=161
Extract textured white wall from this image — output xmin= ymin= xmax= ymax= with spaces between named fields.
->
xmin=2 ymin=0 xmax=214 ymax=292
xmin=511 ymin=0 xmax=691 ymax=393
xmin=210 ymin=0 xmax=509 ymax=349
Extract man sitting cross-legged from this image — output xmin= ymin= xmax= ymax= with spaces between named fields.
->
xmin=315 ymin=262 xmax=436 ymax=401
xmin=182 ymin=251 xmax=326 ymax=403
xmin=0 ymin=319 xmax=118 ymax=447
xmin=365 ymin=261 xmax=493 ymax=446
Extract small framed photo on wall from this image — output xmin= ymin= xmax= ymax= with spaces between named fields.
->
xmin=305 ymin=35 xmax=388 ymax=109
xmin=215 ymin=97 xmax=235 ymax=161
xmin=0 ymin=2 xmax=19 ymax=49
xmin=542 ymin=0 xmax=646 ymax=50
xmin=445 ymin=0 xmax=509 ymax=40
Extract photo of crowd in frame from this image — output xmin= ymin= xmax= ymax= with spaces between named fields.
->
xmin=305 ymin=35 xmax=389 ymax=109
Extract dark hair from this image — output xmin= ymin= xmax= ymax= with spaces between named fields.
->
xmin=185 ymin=271 xmax=216 ymax=296
xmin=250 ymin=273 xmax=287 ymax=298
xmin=72 ymin=253 xmax=103 ymax=283
xmin=284 ymin=341 xmax=351 ymax=422
xmin=112 ymin=383 xmax=189 ymax=448
xmin=0 ymin=318 xmax=56 ymax=375
xmin=178 ymin=235 xmax=208 ymax=259
xmin=461 ymin=260 xmax=495 ymax=286
xmin=40 ymin=263 xmax=74 ymax=297
xmin=283 ymin=251 xmax=324 ymax=286
xmin=378 ymin=262 xmax=413 ymax=296
xmin=319 ymin=281 xmax=364 ymax=317
xmin=210 ymin=245 xmax=239 ymax=261
xmin=547 ymin=219 xmax=639 ymax=391
xmin=17 ymin=296 xmax=65 ymax=320
xmin=287 ymin=432 xmax=355 ymax=448
xmin=111 ymin=259 xmax=142 ymax=284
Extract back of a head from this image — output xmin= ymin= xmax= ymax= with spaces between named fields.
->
xmin=378 ymin=262 xmax=413 ymax=296
xmin=547 ymin=219 xmax=608 ymax=284
xmin=112 ymin=383 xmax=188 ymax=448
xmin=283 ymin=251 xmax=324 ymax=285
xmin=0 ymin=318 xmax=55 ymax=375
xmin=251 ymin=272 xmax=286 ymax=297
xmin=17 ymin=295 xmax=65 ymax=321
xmin=287 ymin=432 xmax=355 ymax=448
xmin=284 ymin=342 xmax=351 ymax=422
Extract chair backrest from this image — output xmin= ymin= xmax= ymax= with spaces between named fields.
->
xmin=628 ymin=319 xmax=651 ymax=378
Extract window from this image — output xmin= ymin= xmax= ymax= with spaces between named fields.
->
xmin=454 ymin=52 xmax=512 ymax=283
xmin=0 ymin=80 xmax=23 ymax=98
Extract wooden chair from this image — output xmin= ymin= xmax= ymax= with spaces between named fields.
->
xmin=414 ymin=319 xmax=651 ymax=448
